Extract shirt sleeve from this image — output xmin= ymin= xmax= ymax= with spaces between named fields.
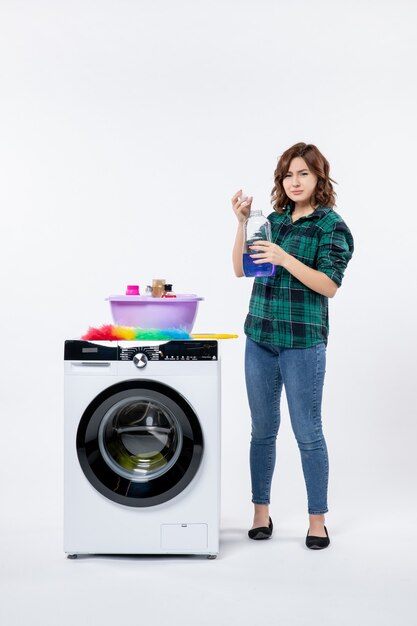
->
xmin=316 ymin=220 xmax=354 ymax=287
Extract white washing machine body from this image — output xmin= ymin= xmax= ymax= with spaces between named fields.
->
xmin=64 ymin=339 xmax=221 ymax=558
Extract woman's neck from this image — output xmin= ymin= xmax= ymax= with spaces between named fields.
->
xmin=292 ymin=201 xmax=318 ymax=219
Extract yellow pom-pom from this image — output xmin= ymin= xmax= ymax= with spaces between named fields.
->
xmin=115 ymin=326 xmax=136 ymax=340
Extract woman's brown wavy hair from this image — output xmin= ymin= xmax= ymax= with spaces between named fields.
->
xmin=271 ymin=142 xmax=337 ymax=213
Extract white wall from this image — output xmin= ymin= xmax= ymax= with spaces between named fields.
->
xmin=0 ymin=0 xmax=416 ymax=533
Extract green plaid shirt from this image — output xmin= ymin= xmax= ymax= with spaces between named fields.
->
xmin=244 ymin=205 xmax=354 ymax=348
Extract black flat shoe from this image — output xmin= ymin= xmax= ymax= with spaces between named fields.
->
xmin=305 ymin=525 xmax=330 ymax=550
xmin=248 ymin=517 xmax=273 ymax=540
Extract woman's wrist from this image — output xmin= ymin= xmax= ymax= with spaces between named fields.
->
xmin=280 ymin=250 xmax=292 ymax=268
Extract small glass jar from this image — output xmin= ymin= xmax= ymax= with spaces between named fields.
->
xmin=151 ymin=278 xmax=166 ymax=298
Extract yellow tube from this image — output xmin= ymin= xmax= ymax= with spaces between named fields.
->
xmin=190 ymin=334 xmax=239 ymax=339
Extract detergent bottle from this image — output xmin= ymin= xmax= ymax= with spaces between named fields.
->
xmin=126 ymin=285 xmax=140 ymax=295
xmin=243 ymin=209 xmax=276 ymax=277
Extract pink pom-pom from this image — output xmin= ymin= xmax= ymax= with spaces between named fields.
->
xmin=81 ymin=325 xmax=119 ymax=341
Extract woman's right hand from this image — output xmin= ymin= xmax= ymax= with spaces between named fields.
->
xmin=231 ymin=189 xmax=252 ymax=224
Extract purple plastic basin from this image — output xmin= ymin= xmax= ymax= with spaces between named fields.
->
xmin=106 ymin=294 xmax=203 ymax=332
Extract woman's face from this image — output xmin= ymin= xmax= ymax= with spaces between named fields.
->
xmin=282 ymin=157 xmax=318 ymax=204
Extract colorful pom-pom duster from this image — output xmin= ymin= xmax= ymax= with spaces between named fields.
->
xmin=82 ymin=324 xmax=191 ymax=341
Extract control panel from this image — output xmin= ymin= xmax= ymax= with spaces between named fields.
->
xmin=119 ymin=341 xmax=217 ymax=361
xmin=65 ymin=340 xmax=218 ymax=361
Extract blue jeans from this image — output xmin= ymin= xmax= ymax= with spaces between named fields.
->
xmin=245 ymin=337 xmax=329 ymax=514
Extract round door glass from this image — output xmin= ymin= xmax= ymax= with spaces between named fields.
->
xmin=98 ymin=396 xmax=183 ymax=482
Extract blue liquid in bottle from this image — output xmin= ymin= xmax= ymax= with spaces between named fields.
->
xmin=243 ymin=253 xmax=276 ymax=277
xmin=243 ymin=208 xmax=276 ymax=278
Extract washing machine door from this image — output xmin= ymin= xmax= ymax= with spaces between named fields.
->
xmin=76 ymin=380 xmax=203 ymax=507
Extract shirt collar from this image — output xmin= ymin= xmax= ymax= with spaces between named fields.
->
xmin=283 ymin=204 xmax=332 ymax=220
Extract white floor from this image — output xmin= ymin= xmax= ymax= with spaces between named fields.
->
xmin=1 ymin=510 xmax=416 ymax=626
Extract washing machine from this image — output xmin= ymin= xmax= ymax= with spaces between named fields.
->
xmin=64 ymin=339 xmax=220 ymax=558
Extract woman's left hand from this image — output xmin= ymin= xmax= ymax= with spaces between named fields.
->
xmin=249 ymin=241 xmax=289 ymax=267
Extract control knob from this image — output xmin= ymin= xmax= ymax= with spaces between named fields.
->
xmin=133 ymin=352 xmax=148 ymax=369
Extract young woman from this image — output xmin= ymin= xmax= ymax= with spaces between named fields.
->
xmin=231 ymin=142 xmax=354 ymax=549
